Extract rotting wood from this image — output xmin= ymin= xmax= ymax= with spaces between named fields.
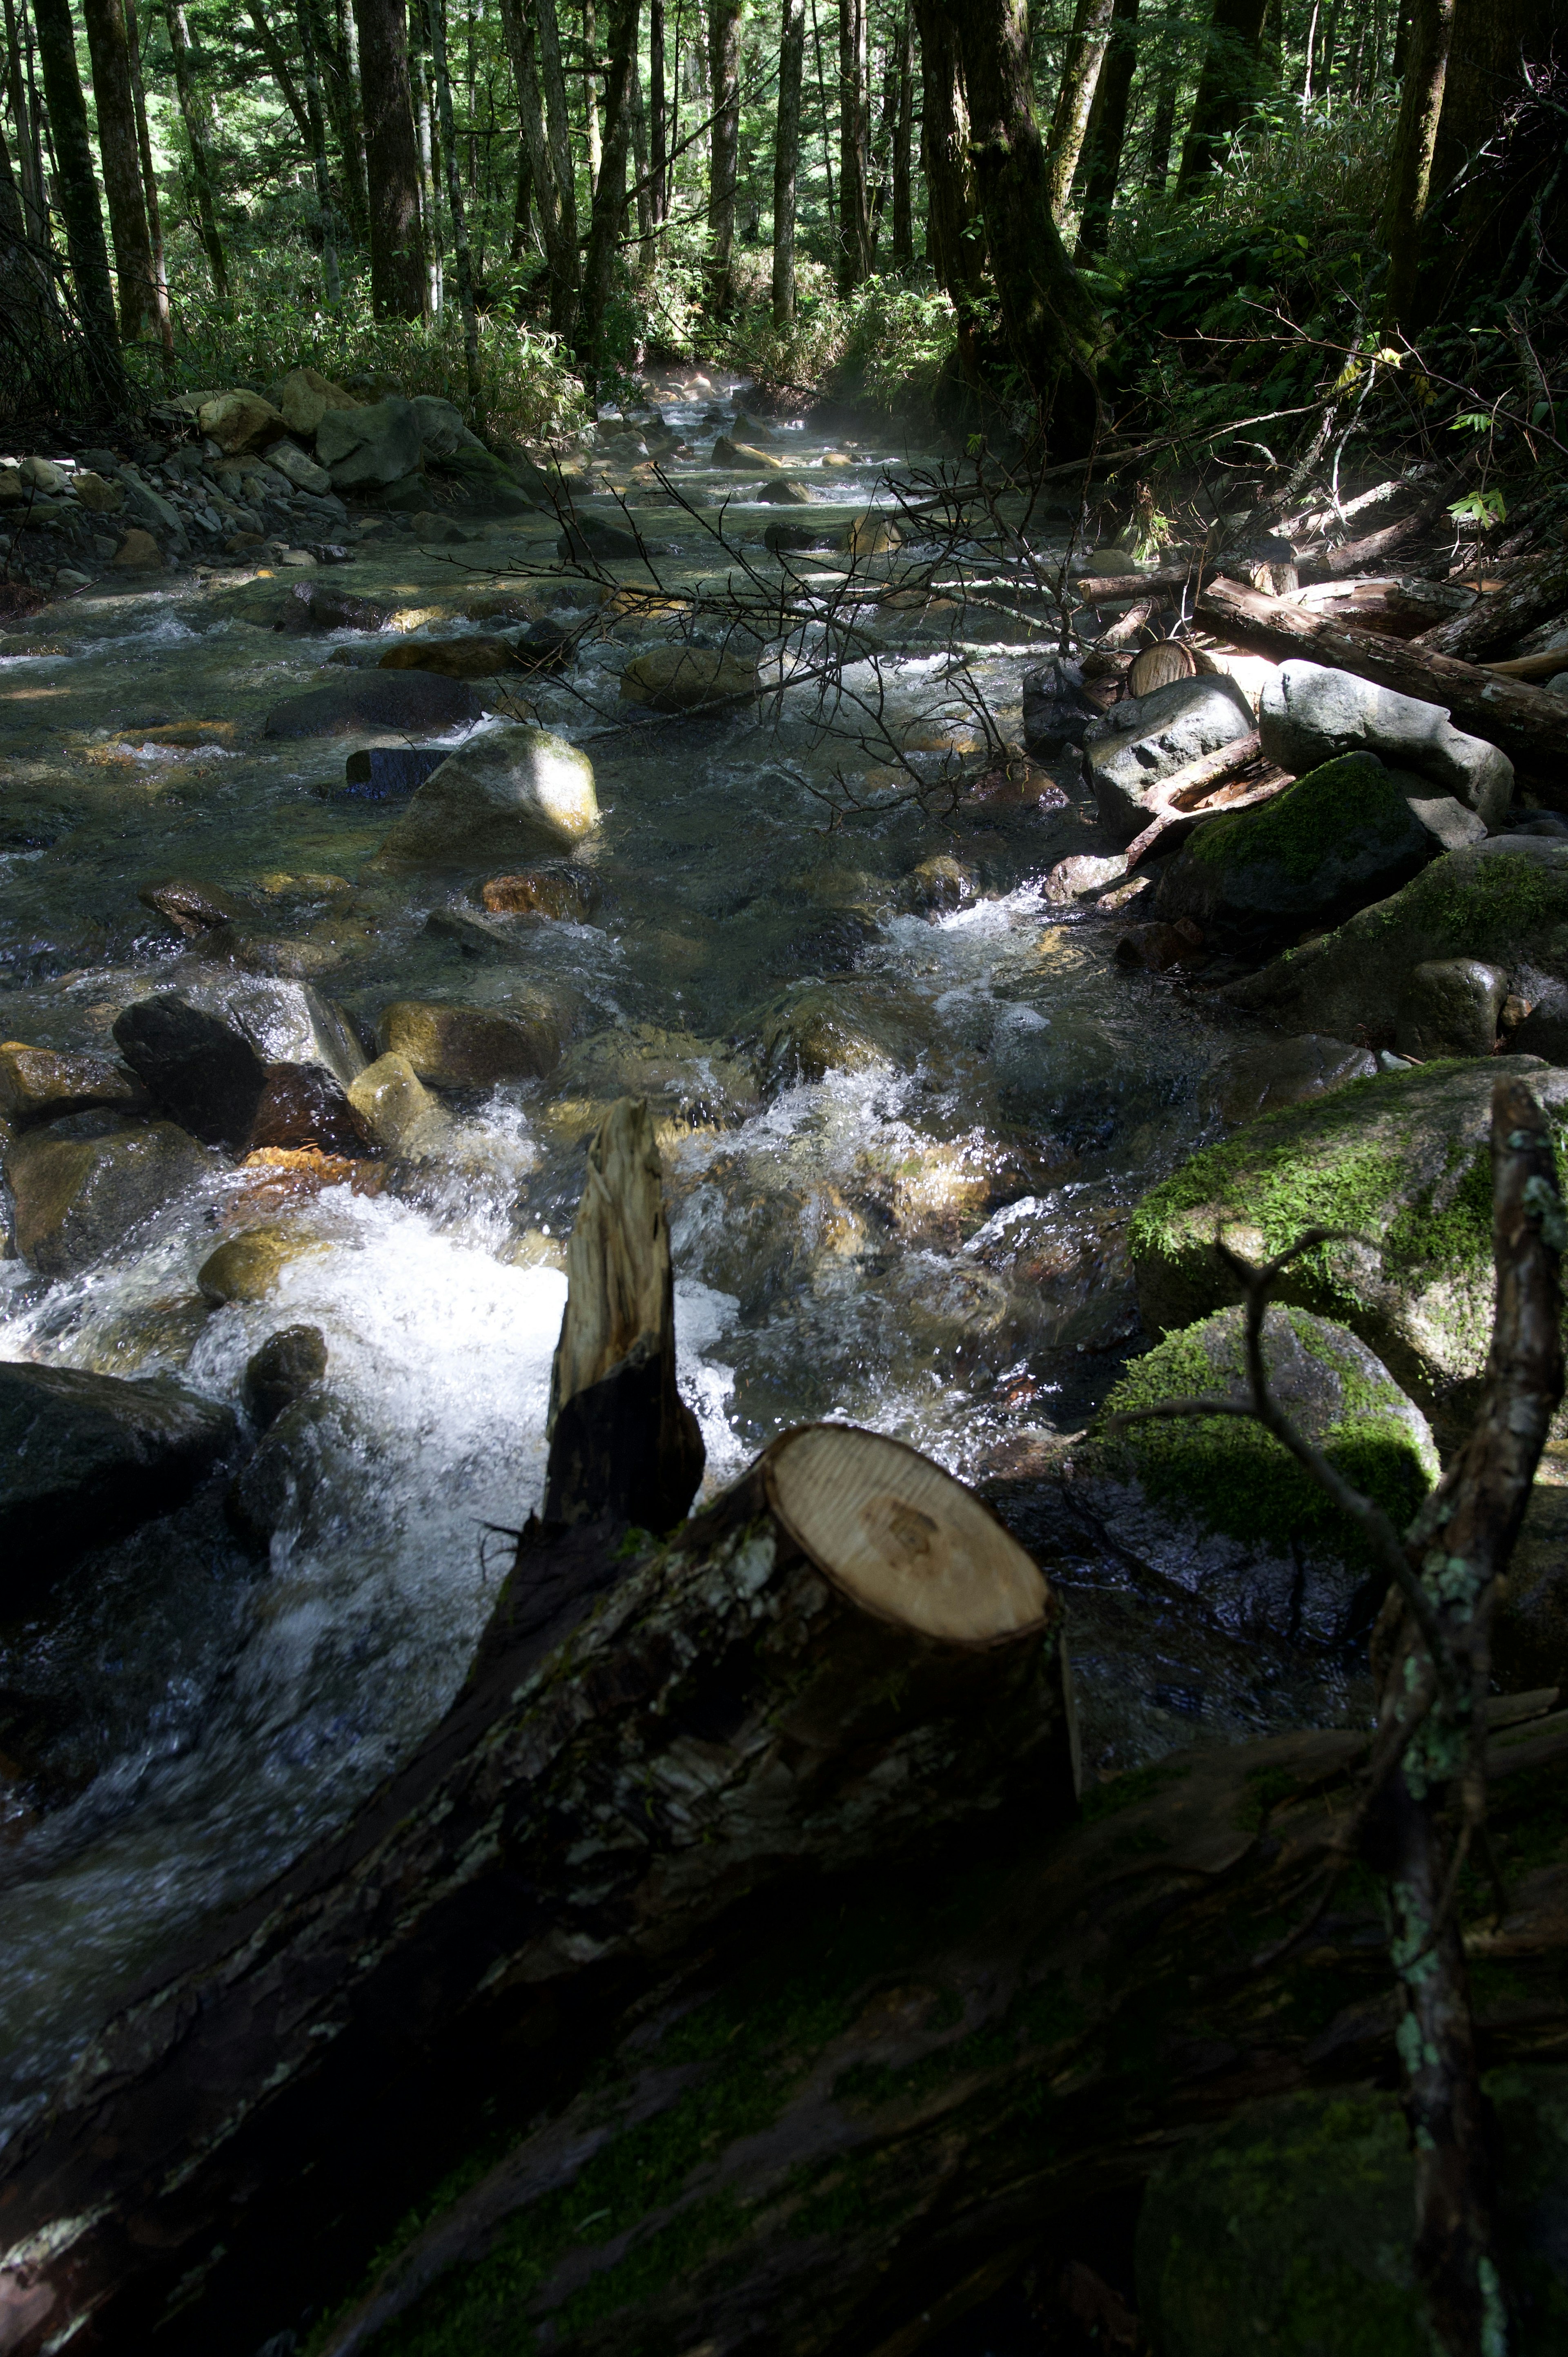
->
xmin=0 ymin=1427 xmax=1076 ymax=2357
xmin=1483 ymin=647 xmax=1568 ymax=682
xmin=1415 ymin=546 xmax=1568 ymax=665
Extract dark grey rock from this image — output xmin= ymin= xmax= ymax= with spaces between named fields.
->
xmin=1199 ymin=1033 xmax=1377 ymax=1126
xmin=243 ymin=1325 xmax=329 ymax=1433
xmin=1086 ymin=674 xmax=1256 ymax=841
xmin=1395 ymin=957 xmax=1508 ymax=1058
xmin=1258 ymin=658 xmax=1513 ymax=827
xmin=114 ymin=977 xmax=368 ymax=1153
xmin=1021 ymin=655 xmax=1099 ymax=756
xmin=315 ymin=396 xmax=423 ymax=491
xmin=8 ymin=1122 xmax=211 ymax=1275
xmin=261 ymin=672 xmax=487 ymax=739
xmin=339 ymin=745 xmax=451 ymax=798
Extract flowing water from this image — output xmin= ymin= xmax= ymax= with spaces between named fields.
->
xmin=0 ymin=377 xmax=1364 ymax=2140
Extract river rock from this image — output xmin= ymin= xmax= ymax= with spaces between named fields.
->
xmin=1199 ymin=1034 xmax=1376 ymax=1126
xmin=113 ymin=528 xmax=163 ymax=569
xmin=758 ymin=478 xmax=813 ymax=504
xmin=1493 ymin=1443 xmax=1568 ymax=1689
xmin=1086 ymin=674 xmax=1257 ymax=841
xmin=226 ymin=1387 xmax=379 ymax=1551
xmin=410 ymin=512 xmax=472 ymax=545
xmin=114 ymin=977 xmax=368 ymax=1155
xmin=554 ymin=1024 xmax=759 ymax=1131
xmin=424 ymin=908 xmax=531 ymax=963
xmin=480 ymin=866 xmax=599 ymax=921
xmin=1022 ymin=655 xmax=1100 ymax=756
xmin=1394 ymin=957 xmax=1508 ymax=1059
xmin=198 ymin=391 xmax=287 ymax=453
xmin=8 ymin=1122 xmax=211 ymax=1276
xmin=1258 ymin=659 xmax=1514 ymax=827
xmin=1062 ymin=1304 xmax=1436 ymax=1643
xmin=508 ymin=618 xmax=572 ymax=672
xmin=375 ymin=999 xmax=560 ymax=1086
xmin=71 ymin=471 xmax=124 ymax=513
xmin=0 ymin=1360 xmax=235 ymax=1587
xmin=412 ymin=394 xmax=546 ymax=511
xmin=1223 ymin=838 xmax=1568 ymax=1041
xmin=265 ymin=438 xmax=334 ymax=495
xmin=197 ymin=1223 xmax=327 ymax=1305
xmin=1408 ymin=793 xmax=1487 ymax=851
xmin=1150 ymin=754 xmax=1432 ymax=950
xmin=619 ymin=646 xmax=758 ymax=712
xmin=841 ymin=512 xmax=900 ymax=557
xmin=346 ymin=1053 xmax=449 ymax=1154
xmin=242 ymin=1324 xmax=329 ymax=1432
xmin=753 ymin=983 xmax=927 ymax=1091
xmin=138 ymin=876 xmax=255 ymax=939
xmin=276 ymin=582 xmax=393 ymax=634
xmin=1128 ymin=1054 xmax=1568 ymax=1432
xmin=373 ymin=724 xmax=599 ymax=865
xmin=261 ymin=672 xmax=487 ymax=739
xmin=276 ymin=366 xmax=361 ymax=436
xmin=377 ymin=636 xmax=516 ymax=680
xmin=0 ymin=1045 xmax=149 ymax=1124
xmin=315 ymin=396 xmax=423 ymax=491
xmin=557 ymin=515 xmax=655 ymax=561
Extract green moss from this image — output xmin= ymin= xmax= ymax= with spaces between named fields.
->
xmin=1234 ymin=1762 xmax=1301 ymax=1830
xmin=1097 ymin=1307 xmax=1433 ymax=1561
xmin=1079 ymin=1756 xmax=1192 ymax=1822
xmin=1189 ymin=754 xmax=1405 ymax=882
xmin=1370 ymin=846 xmax=1568 ymax=952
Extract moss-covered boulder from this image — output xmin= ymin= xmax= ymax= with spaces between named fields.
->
xmin=1127 ymin=1056 xmax=1568 ymax=1432
xmin=1136 ymin=2069 xmax=1568 ymax=2357
xmin=1152 ymin=753 xmax=1432 ymax=950
xmin=1063 ymin=1306 xmax=1436 ymax=1644
xmin=1223 ymin=838 xmax=1568 ymax=1040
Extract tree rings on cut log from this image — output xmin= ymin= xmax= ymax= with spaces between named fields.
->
xmin=763 ymin=1423 xmax=1049 ymax=1646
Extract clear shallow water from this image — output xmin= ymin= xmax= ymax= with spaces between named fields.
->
xmin=0 ymin=376 xmax=1363 ymax=2137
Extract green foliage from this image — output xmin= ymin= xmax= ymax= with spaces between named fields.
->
xmin=723 ymin=270 xmax=957 ymax=413
xmin=1187 ymin=754 xmax=1412 ymax=881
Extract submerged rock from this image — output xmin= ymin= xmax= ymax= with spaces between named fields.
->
xmin=619 ymin=646 xmax=758 ymax=712
xmin=479 ymin=865 xmax=600 ymax=921
xmin=1129 ymin=1055 xmax=1568 ymax=1431
xmin=377 ymin=637 xmax=517 ymax=680
xmin=0 ymin=1359 xmax=235 ymax=1592
xmin=0 ymin=1045 xmax=149 ymax=1125
xmin=226 ymin=1387 xmax=377 ymax=1551
xmin=1086 ymin=674 xmax=1257 ymax=842
xmin=1199 ymin=1034 xmax=1376 ymax=1127
xmin=8 ymin=1122 xmax=211 ymax=1276
xmin=554 ymin=1024 xmax=759 ymax=1131
xmin=261 ymin=672 xmax=487 ymax=739
xmin=138 ymin=876 xmax=255 ymax=939
xmin=373 ymin=724 xmax=599 ymax=865
xmin=243 ymin=1325 xmax=329 ymax=1432
xmin=1063 ymin=1306 xmax=1435 ymax=1644
xmin=1021 ymin=655 xmax=1099 ymax=756
xmin=375 ymin=999 xmax=561 ymax=1086
xmin=197 ymin=1223 xmax=327 ymax=1305
xmin=1259 ymin=658 xmax=1513 ymax=828
xmin=114 ymin=977 xmax=369 ymax=1156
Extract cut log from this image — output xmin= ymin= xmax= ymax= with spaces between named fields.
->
xmin=1485 ymin=647 xmax=1568 ymax=682
xmin=543 ymin=1094 xmax=704 ymax=1531
xmin=1119 ymin=732 xmax=1290 ymax=869
xmin=0 ymin=1426 xmax=1076 ymax=2357
xmin=1290 ymin=574 xmax=1478 ymax=640
xmin=1414 ymin=547 xmax=1568 ymax=664
xmin=1194 ymin=575 xmax=1565 ymax=794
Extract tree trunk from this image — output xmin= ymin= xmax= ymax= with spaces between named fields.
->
xmin=296 ymin=0 xmax=343 ymax=304
xmin=535 ymin=0 xmax=579 ymax=330
xmin=1174 ymin=0 xmax=1268 ymax=195
xmin=704 ymin=0 xmax=740 ymax=314
xmin=914 ymin=0 xmax=984 ymax=381
xmin=508 ymin=136 xmax=533 ymax=254
xmin=354 ymin=0 xmax=427 ymax=317
xmin=576 ymin=0 xmax=639 ymax=399
xmin=334 ymin=0 xmax=371 ymax=242
xmin=891 ymin=2 xmax=913 ymax=265
xmin=122 ymin=0 xmax=172 ymax=358
xmin=409 ymin=16 xmax=443 ymax=310
xmin=81 ymin=0 xmax=154 ymax=339
xmin=0 ymin=102 xmax=52 ymax=379
xmin=244 ymin=0 xmax=315 ymax=151
xmin=582 ymin=0 xmax=601 ymax=192
xmin=1143 ymin=7 xmax=1178 ymax=188
xmin=1427 ymin=0 xmax=1555 ymax=299
xmin=499 ymin=0 xmax=577 ymax=330
xmin=1413 ymin=546 xmax=1568 ymax=664
xmin=628 ymin=60 xmax=653 ymax=275
xmin=1195 ymin=573 xmax=1568 ymax=791
xmin=943 ymin=0 xmax=1104 ymax=449
xmin=835 ymin=0 xmax=869 ymax=288
xmin=1378 ymin=0 xmax=1454 ymax=327
xmin=31 ymin=0 xmax=126 ymax=403
xmin=2 ymin=0 xmax=50 ymax=259
xmin=1073 ymin=0 xmax=1138 ymax=256
xmin=164 ymin=0 xmax=227 ymax=299
xmin=771 ymin=0 xmax=803 ymax=323
xmin=429 ymin=0 xmax=481 ymax=410
xmin=648 ymin=0 xmax=666 ymax=220
xmin=1045 ymin=0 xmax=1114 ymax=223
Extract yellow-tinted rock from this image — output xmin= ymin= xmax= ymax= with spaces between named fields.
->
xmin=376 ymin=637 xmax=518 ymax=680
xmin=0 ymin=1044 xmax=148 ymax=1123
xmin=346 ymin=1053 xmax=449 ymax=1154
xmin=277 ymin=366 xmax=362 ymax=437
xmin=840 ymin=512 xmax=901 ymax=558
xmin=72 ymin=472 xmax=125 ymax=513
xmin=375 ymin=999 xmax=561 ymax=1086
xmin=619 ymin=646 xmax=759 ymax=712
xmin=113 ymin=528 xmax=163 ymax=569
xmin=197 ymin=1223 xmax=326 ymax=1304
xmin=198 ymin=390 xmax=287 ymax=453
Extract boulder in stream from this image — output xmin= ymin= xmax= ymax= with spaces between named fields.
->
xmin=0 ymin=1045 xmax=149 ymax=1124
xmin=261 ymin=672 xmax=487 ymax=739
xmin=197 ymin=391 xmax=286 ymax=453
xmin=138 ymin=876 xmax=256 ymax=939
xmin=377 ymin=637 xmax=518 ymax=681
xmin=1021 ymin=654 xmax=1100 ymax=755
xmin=1258 ymin=658 xmax=1514 ymax=828
xmin=1086 ymin=674 xmax=1257 ymax=841
xmin=276 ymin=366 xmax=361 ymax=438
xmin=619 ymin=646 xmax=758 ymax=712
xmin=1198 ymin=1033 xmax=1376 ymax=1127
xmin=372 ymin=724 xmax=599 ymax=864
xmin=1129 ymin=1053 xmax=1568 ymax=1434
xmin=314 ymin=396 xmax=424 ymax=491
xmin=0 ymin=1360 xmax=235 ymax=1590
xmin=114 ymin=977 xmax=369 ymax=1156
xmin=556 ymin=514 xmax=660 ymax=561
xmin=479 ymin=865 xmax=599 ymax=921
xmin=346 ymin=1052 xmax=450 ymax=1154
xmin=1394 ymin=957 xmax=1509 ymax=1059
xmin=242 ymin=1325 xmax=329 ymax=1432
xmin=375 ymin=999 xmax=561 ymax=1086
xmin=8 ymin=1121 xmax=212 ymax=1276
xmin=1060 ymin=1304 xmax=1436 ymax=1645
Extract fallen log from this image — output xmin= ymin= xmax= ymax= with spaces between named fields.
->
xmin=1414 ymin=547 xmax=1568 ymax=665
xmin=1484 ymin=647 xmax=1568 ymax=682
xmin=1194 ymin=575 xmax=1565 ymax=793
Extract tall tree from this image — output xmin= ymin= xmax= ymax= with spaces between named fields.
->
xmin=354 ymin=0 xmax=428 ymax=316
xmin=577 ymin=0 xmax=638 ymax=390
xmin=498 ymin=0 xmax=577 ymax=331
xmin=1074 ymin=0 xmax=1138 ymax=256
xmin=704 ymin=0 xmax=740 ymax=313
xmin=31 ymin=0 xmax=127 ymax=401
xmin=582 ymin=0 xmax=601 ymax=190
xmin=942 ymin=0 xmax=1103 ymax=446
xmin=1045 ymin=0 xmax=1115 ymax=221
xmin=1174 ymin=0 xmax=1268 ymax=194
xmin=408 ymin=9 xmax=443 ymax=310
xmin=1143 ymin=4 xmax=1178 ymax=187
xmin=1 ymin=0 xmax=49 ymax=256
xmin=1430 ymin=0 xmax=1557 ymax=289
xmin=648 ymin=0 xmax=666 ymax=223
xmin=165 ymin=0 xmax=228 ymax=299
xmin=82 ymin=0 xmax=155 ymax=338
xmin=913 ymin=0 xmax=984 ymax=381
xmin=771 ymin=0 xmax=803 ymax=323
xmin=296 ymin=0 xmax=342 ymax=303
xmin=836 ymin=0 xmax=870 ymax=288
xmin=890 ymin=4 xmax=913 ymax=266
xmin=123 ymin=0 xmax=173 ymax=357
xmin=336 ymin=0 xmax=371 ymax=239
xmin=1378 ymin=0 xmax=1453 ymax=325
xmin=428 ymin=0 xmax=481 ymax=410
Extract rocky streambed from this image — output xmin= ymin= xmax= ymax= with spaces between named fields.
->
xmin=2 ymin=370 xmax=1566 ymax=2153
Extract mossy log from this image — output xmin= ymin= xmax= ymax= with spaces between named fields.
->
xmin=0 ymin=1427 xmax=1075 ymax=2356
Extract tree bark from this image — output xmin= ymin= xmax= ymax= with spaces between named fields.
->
xmin=499 ymin=0 xmax=578 ymax=330
xmin=1196 ymin=573 xmax=1568 ymax=791
xmin=245 ymin=0 xmax=315 ymax=152
xmin=1073 ymin=0 xmax=1138 ymax=256
xmin=1143 ymin=5 xmax=1178 ymax=188
xmin=648 ymin=0 xmax=666 ymax=219
xmin=891 ymin=2 xmax=913 ymax=265
xmin=508 ymin=134 xmax=533 ymax=255
xmin=1045 ymin=0 xmax=1114 ymax=223
xmin=81 ymin=0 xmax=154 ymax=339
xmin=576 ymin=0 xmax=639 ymax=406
xmin=122 ymin=0 xmax=172 ymax=357
xmin=771 ymin=0 xmax=804 ymax=323
xmin=296 ymin=0 xmax=343 ymax=304
xmin=1413 ymin=548 xmax=1568 ymax=664
xmin=582 ymin=0 xmax=601 ymax=191
xmin=2 ymin=0 xmax=50 ymax=259
xmin=354 ymin=0 xmax=428 ymax=317
xmin=31 ymin=0 xmax=127 ymax=404
xmin=835 ymin=0 xmax=870 ymax=288
xmin=408 ymin=13 xmax=443 ymax=310
xmin=0 ymin=1425 xmax=1075 ymax=2357
xmin=428 ymin=0 xmax=481 ymax=408
xmin=704 ymin=0 xmax=740 ymax=314
xmin=628 ymin=60 xmax=654 ymax=275
xmin=1378 ymin=0 xmax=1454 ymax=327
xmin=942 ymin=0 xmax=1104 ymax=450
xmin=914 ymin=0 xmax=984 ymax=381
xmin=164 ymin=0 xmax=227 ymax=299
xmin=1174 ymin=0 xmax=1268 ymax=196
xmin=333 ymin=0 xmax=371 ymax=242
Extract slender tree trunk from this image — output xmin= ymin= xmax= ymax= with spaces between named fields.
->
xmin=536 ymin=0 xmax=578 ymax=319
xmin=942 ymin=0 xmax=1103 ymax=447
xmin=648 ymin=0 xmax=665 ymax=219
xmin=297 ymin=0 xmax=342 ymax=303
xmin=1144 ymin=6 xmax=1178 ymax=185
xmin=704 ymin=0 xmax=739 ymax=314
xmin=836 ymin=0 xmax=869 ymax=288
xmin=245 ymin=0 xmax=315 ymax=150
xmin=336 ymin=0 xmax=371 ymax=240
xmin=1174 ymin=0 xmax=1268 ymax=194
xmin=628 ymin=58 xmax=653 ymax=275
xmin=354 ymin=0 xmax=427 ymax=315
xmin=577 ymin=0 xmax=638 ymax=399
xmin=1074 ymin=0 xmax=1138 ymax=256
xmin=306 ymin=0 xmax=368 ymax=245
xmin=581 ymin=0 xmax=601 ymax=192
xmin=1045 ymin=0 xmax=1114 ymax=221
xmin=31 ymin=0 xmax=127 ymax=401
xmin=808 ymin=0 xmax=833 ymax=219
xmin=2 ymin=0 xmax=49 ymax=257
xmin=409 ymin=19 xmax=443 ymax=309
xmin=914 ymin=0 xmax=984 ymax=380
xmin=509 ymin=136 xmax=533 ymax=254
xmin=771 ymin=0 xmax=803 ymax=323
xmin=165 ymin=0 xmax=227 ymax=298
xmin=498 ymin=0 xmax=577 ymax=333
xmin=429 ymin=0 xmax=481 ymax=410
xmin=891 ymin=3 xmax=913 ymax=265
xmin=123 ymin=0 xmax=172 ymax=356
xmin=1378 ymin=0 xmax=1453 ymax=327
xmin=82 ymin=0 xmax=154 ymax=338
xmin=0 ymin=101 xmax=52 ymax=372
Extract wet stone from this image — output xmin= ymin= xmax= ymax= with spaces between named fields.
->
xmin=139 ymin=876 xmax=256 ymax=939
xmin=346 ymin=1053 xmax=448 ymax=1155
xmin=1199 ymin=1034 xmax=1377 ymax=1127
xmin=0 ymin=1045 xmax=149 ymax=1125
xmin=8 ymin=1122 xmax=212 ymax=1276
xmin=340 ymin=745 xmax=450 ymax=798
xmin=377 ymin=636 xmax=518 ymax=680
xmin=243 ymin=1325 xmax=329 ymax=1433
xmin=479 ymin=865 xmax=599 ymax=921
xmin=197 ymin=1223 xmax=327 ymax=1305
xmin=375 ymin=999 xmax=561 ymax=1086
xmin=261 ymin=671 xmax=488 ymax=739
xmin=1395 ymin=957 xmax=1508 ymax=1059
xmin=114 ymin=977 xmax=367 ymax=1155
